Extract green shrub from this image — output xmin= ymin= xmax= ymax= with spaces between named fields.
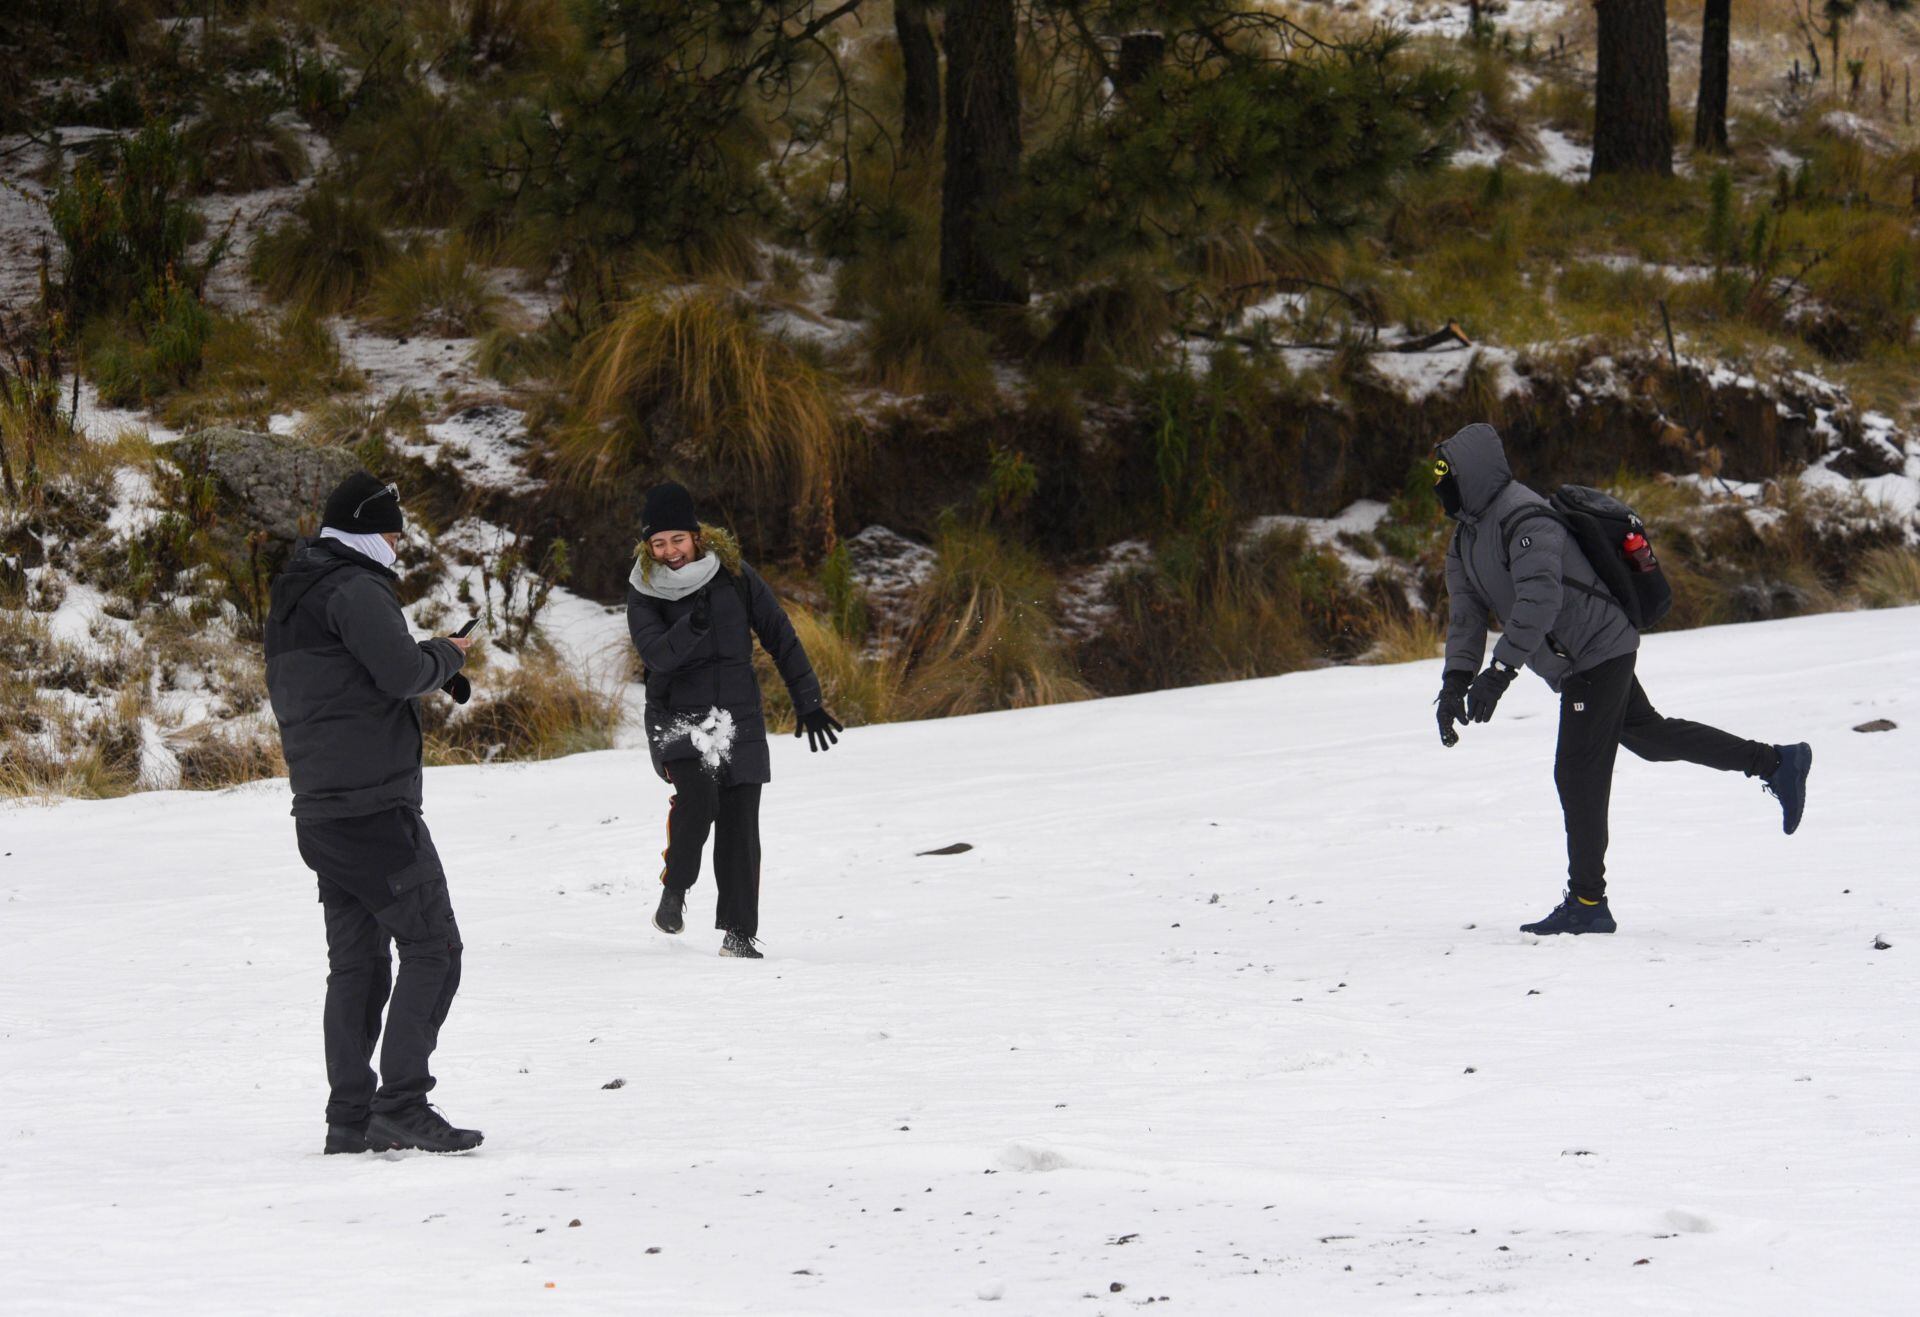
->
xmin=48 ymin=122 xmax=199 ymax=321
xmin=340 ymin=88 xmax=473 ymax=227
xmin=184 ymin=81 xmax=309 ymax=193
xmin=88 ymin=275 xmax=214 ymax=406
xmin=858 ymin=284 xmax=994 ymax=398
xmin=248 ymin=185 xmax=394 ymax=312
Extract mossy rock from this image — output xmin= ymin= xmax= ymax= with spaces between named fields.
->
xmin=168 ymin=427 xmax=363 ymax=540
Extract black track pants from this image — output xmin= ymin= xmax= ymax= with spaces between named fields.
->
xmin=660 ymin=765 xmax=764 ymax=939
xmin=299 ymin=809 xmax=463 ymax=1125
xmin=1556 ymin=653 xmax=1776 ymax=901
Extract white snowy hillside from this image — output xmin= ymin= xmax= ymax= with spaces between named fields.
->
xmin=3 ymin=608 xmax=1918 ymax=1315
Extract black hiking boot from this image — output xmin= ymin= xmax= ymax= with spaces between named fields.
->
xmin=1520 ymin=891 xmax=1617 ymax=936
xmin=719 ymin=930 xmax=763 ymax=959
xmin=324 ymin=1120 xmax=378 ymax=1155
xmin=1763 ymin=742 xmax=1812 ymax=836
xmin=653 ymin=884 xmax=687 ymax=935
xmin=367 ymin=1103 xmax=484 ymax=1153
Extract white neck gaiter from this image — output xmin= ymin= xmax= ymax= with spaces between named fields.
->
xmin=320 ymin=526 xmax=399 ymax=569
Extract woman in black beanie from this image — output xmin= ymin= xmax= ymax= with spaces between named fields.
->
xmin=626 ymin=482 xmax=842 ymax=958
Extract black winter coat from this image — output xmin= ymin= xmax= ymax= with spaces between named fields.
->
xmin=265 ymin=539 xmax=465 ymax=819
xmin=626 ymin=559 xmax=821 ymax=785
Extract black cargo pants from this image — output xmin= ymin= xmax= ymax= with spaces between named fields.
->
xmin=296 ymin=807 xmax=462 ymax=1125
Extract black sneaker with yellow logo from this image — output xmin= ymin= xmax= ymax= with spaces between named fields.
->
xmin=1520 ymin=891 xmax=1616 ymax=936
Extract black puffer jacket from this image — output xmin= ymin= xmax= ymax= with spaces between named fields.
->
xmin=625 ymin=531 xmax=821 ymax=785
xmin=265 ymin=538 xmax=464 ymax=819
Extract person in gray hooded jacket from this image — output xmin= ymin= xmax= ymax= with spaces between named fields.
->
xmin=1432 ymin=423 xmax=1812 ymax=935
xmin=265 ymin=472 xmax=482 ymax=1154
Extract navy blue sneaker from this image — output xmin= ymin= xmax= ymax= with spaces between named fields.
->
xmin=1520 ymin=891 xmax=1617 ymax=936
xmin=1763 ymin=742 xmax=1812 ymax=836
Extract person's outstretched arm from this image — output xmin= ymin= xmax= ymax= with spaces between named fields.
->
xmin=330 ymin=575 xmax=464 ymax=699
xmin=742 ymin=566 xmax=822 ymax=716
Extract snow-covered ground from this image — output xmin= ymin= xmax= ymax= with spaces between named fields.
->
xmin=3 ymin=608 xmax=1917 ymax=1314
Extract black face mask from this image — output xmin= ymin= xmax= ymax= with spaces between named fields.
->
xmin=1436 ymin=471 xmax=1464 ymax=518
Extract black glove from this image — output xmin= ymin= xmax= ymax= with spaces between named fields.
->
xmin=1435 ymin=669 xmax=1471 ymax=747
xmin=795 ymin=707 xmax=843 ymax=753
xmin=688 ymin=587 xmax=712 ymax=635
xmin=1466 ymin=659 xmax=1519 ymax=724
xmin=442 ymin=673 xmax=471 ymax=705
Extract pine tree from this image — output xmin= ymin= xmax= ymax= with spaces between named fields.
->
xmin=896 ymin=0 xmax=942 ymax=157
xmin=940 ymin=0 xmax=1028 ymax=309
xmin=1592 ymin=0 xmax=1672 ymax=178
xmin=1693 ymin=0 xmax=1731 ymax=153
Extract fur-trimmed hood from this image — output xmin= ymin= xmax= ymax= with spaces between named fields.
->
xmin=630 ymin=523 xmax=744 ymax=596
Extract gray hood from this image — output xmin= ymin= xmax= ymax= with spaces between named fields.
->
xmin=1439 ymin=422 xmax=1513 ymax=522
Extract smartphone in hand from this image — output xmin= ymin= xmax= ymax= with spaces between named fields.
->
xmin=454 ymin=618 xmax=481 ymax=637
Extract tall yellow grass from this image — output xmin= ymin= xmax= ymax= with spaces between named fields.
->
xmin=571 ymin=285 xmax=849 ymax=540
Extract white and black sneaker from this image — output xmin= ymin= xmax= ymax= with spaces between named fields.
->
xmin=653 ymin=885 xmax=686 ymax=935
xmin=719 ymin=930 xmax=763 ymax=959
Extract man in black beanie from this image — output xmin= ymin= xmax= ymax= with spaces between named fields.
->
xmin=628 ymin=481 xmax=842 ymax=958
xmin=266 ymin=471 xmax=483 ymax=1154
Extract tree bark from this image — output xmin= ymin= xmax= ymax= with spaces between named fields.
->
xmin=1693 ymin=0 xmax=1731 ymax=153
xmin=1592 ymin=0 xmax=1673 ymax=178
xmin=940 ymin=0 xmax=1027 ymax=308
xmin=1116 ymin=31 xmax=1166 ymax=94
xmin=896 ymin=0 xmax=941 ymax=157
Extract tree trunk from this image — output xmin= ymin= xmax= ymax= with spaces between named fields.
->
xmin=940 ymin=0 xmax=1027 ymax=308
xmin=1693 ymin=0 xmax=1730 ymax=152
xmin=1592 ymin=0 xmax=1673 ymax=178
xmin=896 ymin=0 xmax=941 ymax=157
xmin=1116 ymin=31 xmax=1166 ymax=93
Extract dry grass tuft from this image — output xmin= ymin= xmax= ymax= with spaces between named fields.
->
xmin=365 ymin=237 xmax=507 ymax=338
xmin=424 ymin=654 xmax=620 ymax=765
xmin=570 ymin=284 xmax=849 ymax=536
xmin=1362 ymin=605 xmax=1447 ymax=665
xmin=895 ymin=522 xmax=1092 ymax=718
xmin=1853 ymin=545 xmax=1920 ymax=608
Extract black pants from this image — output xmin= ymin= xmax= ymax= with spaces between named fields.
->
xmin=297 ymin=809 xmax=463 ymax=1125
xmin=661 ymin=763 xmax=764 ymax=939
xmin=1555 ymin=652 xmax=1776 ymax=901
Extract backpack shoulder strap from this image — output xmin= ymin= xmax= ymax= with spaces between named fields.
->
xmin=1504 ymin=503 xmax=1628 ymax=611
xmin=1496 ymin=505 xmax=1561 ymax=568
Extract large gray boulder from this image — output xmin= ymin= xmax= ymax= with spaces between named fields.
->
xmin=169 ymin=428 xmax=363 ymax=540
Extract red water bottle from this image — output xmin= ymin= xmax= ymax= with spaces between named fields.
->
xmin=1622 ymin=530 xmax=1656 ymax=573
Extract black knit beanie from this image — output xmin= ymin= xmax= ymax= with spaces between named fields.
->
xmin=641 ymin=482 xmax=699 ymax=538
xmin=321 ymin=472 xmax=404 ymax=534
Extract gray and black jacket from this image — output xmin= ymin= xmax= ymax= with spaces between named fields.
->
xmin=1440 ymin=423 xmax=1639 ymax=692
xmin=265 ymin=539 xmax=464 ymax=820
xmin=626 ymin=526 xmax=821 ymax=785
